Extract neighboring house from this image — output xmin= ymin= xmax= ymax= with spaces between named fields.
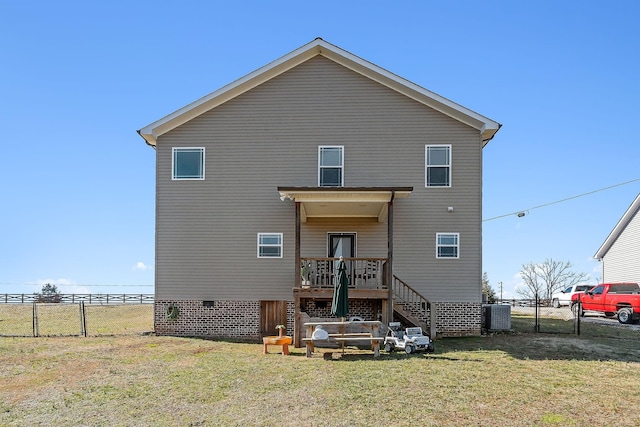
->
xmin=594 ymin=194 xmax=640 ymax=284
xmin=137 ymin=38 xmax=501 ymax=343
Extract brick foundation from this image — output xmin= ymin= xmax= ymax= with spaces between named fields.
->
xmin=155 ymin=300 xmax=480 ymax=340
xmin=155 ymin=300 xmax=295 ymax=341
xmin=434 ymin=302 xmax=482 ymax=337
xmin=300 ymin=299 xmax=381 ymax=321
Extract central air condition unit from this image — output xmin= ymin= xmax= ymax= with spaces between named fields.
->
xmin=483 ymin=304 xmax=511 ymax=330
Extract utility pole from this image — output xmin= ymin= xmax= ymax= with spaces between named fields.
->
xmin=499 ymin=282 xmax=503 ymax=303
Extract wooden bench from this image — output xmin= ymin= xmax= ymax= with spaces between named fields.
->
xmin=302 ymin=336 xmax=384 ymax=357
xmin=262 ymin=336 xmax=292 ymax=355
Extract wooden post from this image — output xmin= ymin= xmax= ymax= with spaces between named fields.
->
xmin=430 ymin=302 xmax=437 ymax=339
xmin=387 ymin=193 xmax=394 ymax=324
xmin=380 ymin=299 xmax=388 ymax=327
xmin=33 ymin=302 xmax=38 ymax=337
xmin=295 ymin=202 xmax=301 ymax=286
xmin=294 ymin=201 xmax=301 ymax=347
xmin=82 ymin=302 xmax=88 ymax=337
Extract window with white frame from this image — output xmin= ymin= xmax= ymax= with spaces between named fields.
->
xmin=425 ymin=145 xmax=451 ymax=187
xmin=257 ymin=233 xmax=283 ymax=258
xmin=172 ymin=147 xmax=205 ymax=180
xmin=436 ymin=233 xmax=459 ymax=258
xmin=318 ymin=146 xmax=344 ymax=187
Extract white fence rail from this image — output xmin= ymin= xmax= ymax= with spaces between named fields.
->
xmin=0 ymin=294 xmax=154 ymax=304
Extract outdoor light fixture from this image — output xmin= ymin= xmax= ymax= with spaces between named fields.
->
xmin=447 ymin=206 xmax=454 ymax=212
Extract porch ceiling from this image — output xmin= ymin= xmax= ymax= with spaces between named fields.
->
xmin=278 ymin=187 xmax=412 ymax=222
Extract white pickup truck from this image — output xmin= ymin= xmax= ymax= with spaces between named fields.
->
xmin=551 ymin=284 xmax=593 ymax=308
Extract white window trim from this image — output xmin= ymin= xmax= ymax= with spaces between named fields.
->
xmin=172 ymin=147 xmax=205 ymax=180
xmin=425 ymin=144 xmax=451 ymax=188
xmin=257 ymin=233 xmax=283 ymax=258
xmin=436 ymin=232 xmax=459 ymax=259
xmin=318 ymin=145 xmax=344 ymax=187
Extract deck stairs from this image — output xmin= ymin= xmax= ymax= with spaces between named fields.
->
xmin=392 ymin=275 xmax=437 ymax=338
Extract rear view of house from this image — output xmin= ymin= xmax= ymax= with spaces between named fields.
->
xmin=137 ymin=39 xmax=501 ymax=343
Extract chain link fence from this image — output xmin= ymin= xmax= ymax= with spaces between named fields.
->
xmin=503 ymin=298 xmax=640 ymax=337
xmin=0 ymin=296 xmax=154 ymax=337
xmin=507 ymin=299 xmax=577 ymax=335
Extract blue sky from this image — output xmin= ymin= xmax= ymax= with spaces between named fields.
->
xmin=1 ymin=1 xmax=639 ymax=298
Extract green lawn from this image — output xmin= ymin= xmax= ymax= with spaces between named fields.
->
xmin=1 ymin=331 xmax=639 ymax=426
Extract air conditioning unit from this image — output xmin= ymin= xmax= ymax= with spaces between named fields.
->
xmin=483 ymin=304 xmax=511 ymax=330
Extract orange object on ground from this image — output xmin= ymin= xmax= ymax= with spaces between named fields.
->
xmin=262 ymin=336 xmax=293 ymax=355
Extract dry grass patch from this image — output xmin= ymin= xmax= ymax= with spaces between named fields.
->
xmin=0 ymin=304 xmax=154 ymax=337
xmin=1 ymin=332 xmax=639 ymax=426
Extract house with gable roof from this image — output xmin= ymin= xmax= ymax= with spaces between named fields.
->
xmin=594 ymin=194 xmax=640 ymax=284
xmin=137 ymin=38 xmax=501 ymax=344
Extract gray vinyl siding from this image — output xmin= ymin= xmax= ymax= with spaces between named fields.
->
xmin=155 ymin=56 xmax=483 ymax=302
xmin=300 ymin=218 xmax=388 ymax=259
xmin=602 ymin=209 xmax=640 ymax=284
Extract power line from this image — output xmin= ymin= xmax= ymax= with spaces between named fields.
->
xmin=483 ymin=177 xmax=640 ymax=222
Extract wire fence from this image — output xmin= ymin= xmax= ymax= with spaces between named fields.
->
xmin=3 ymin=295 xmax=635 ymax=338
xmin=0 ymin=295 xmax=154 ymax=337
xmin=1 ymin=293 xmax=154 ymax=304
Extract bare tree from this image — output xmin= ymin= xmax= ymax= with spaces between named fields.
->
xmin=517 ymin=259 xmax=588 ymax=301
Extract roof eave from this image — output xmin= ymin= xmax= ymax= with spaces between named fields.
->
xmin=137 ymin=41 xmax=324 ymax=148
xmin=138 ymin=38 xmax=501 ymax=148
xmin=594 ymin=193 xmax=640 ymax=259
xmin=481 ymin=123 xmax=503 ymax=147
xmin=277 ymin=186 xmax=413 ymax=223
xmin=317 ymin=41 xmax=502 ymax=138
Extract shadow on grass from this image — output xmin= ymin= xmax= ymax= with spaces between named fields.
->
xmin=309 ymin=315 xmax=640 ymax=363
xmin=159 ymin=325 xmax=640 ymax=363
xmin=436 ymin=330 xmax=640 ymax=363
xmin=311 ymin=351 xmax=447 ymax=362
xmin=300 ymin=346 xmax=489 ymax=362
xmin=311 ymin=336 xmax=640 ymax=363
xmin=511 ymin=313 xmax=639 ymax=338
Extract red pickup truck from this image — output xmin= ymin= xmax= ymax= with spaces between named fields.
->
xmin=571 ymin=282 xmax=640 ymax=324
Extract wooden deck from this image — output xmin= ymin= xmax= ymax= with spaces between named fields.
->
xmin=293 ymin=287 xmax=388 ymax=299
xmin=293 ymin=257 xmax=392 ymax=347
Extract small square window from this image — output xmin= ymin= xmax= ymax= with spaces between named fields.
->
xmin=436 ymin=233 xmax=459 ymax=258
xmin=258 ymin=233 xmax=283 ymax=258
xmin=173 ymin=147 xmax=204 ymax=180
xmin=318 ymin=146 xmax=344 ymax=187
xmin=425 ymin=145 xmax=451 ymax=187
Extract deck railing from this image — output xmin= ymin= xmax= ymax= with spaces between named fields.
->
xmin=300 ymin=258 xmax=387 ymax=289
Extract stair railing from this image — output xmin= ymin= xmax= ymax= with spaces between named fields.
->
xmin=392 ymin=275 xmax=437 ymax=338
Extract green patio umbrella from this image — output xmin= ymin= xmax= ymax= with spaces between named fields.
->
xmin=331 ymin=257 xmax=349 ymax=319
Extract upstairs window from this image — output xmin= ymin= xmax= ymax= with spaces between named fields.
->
xmin=173 ymin=147 xmax=205 ymax=180
xmin=318 ymin=146 xmax=344 ymax=187
xmin=425 ymin=145 xmax=451 ymax=187
xmin=436 ymin=233 xmax=459 ymax=258
xmin=257 ymin=233 xmax=283 ymax=258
